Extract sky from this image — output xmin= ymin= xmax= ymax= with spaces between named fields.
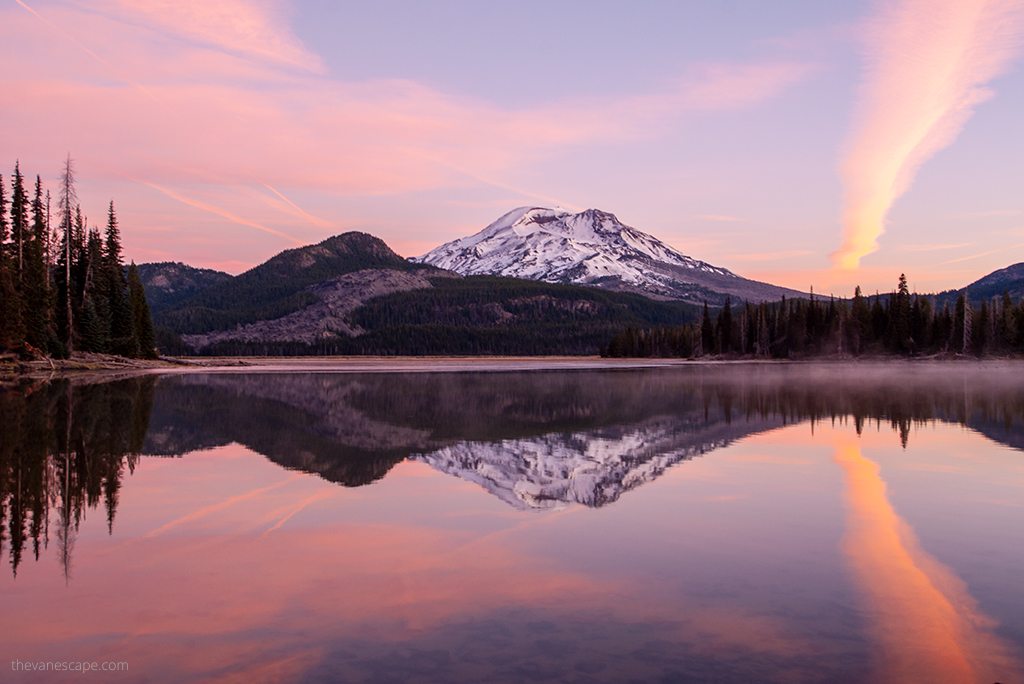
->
xmin=2 ymin=0 xmax=1024 ymax=295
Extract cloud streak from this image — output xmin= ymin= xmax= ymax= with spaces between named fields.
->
xmin=833 ymin=0 xmax=1024 ymax=271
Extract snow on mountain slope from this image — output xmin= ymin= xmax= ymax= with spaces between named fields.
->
xmin=413 ymin=207 xmax=803 ymax=303
xmin=412 ymin=414 xmax=784 ymax=510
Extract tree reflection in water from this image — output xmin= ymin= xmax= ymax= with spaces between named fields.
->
xmin=3 ymin=364 xmax=1024 ymax=576
xmin=0 ymin=377 xmax=156 ymax=578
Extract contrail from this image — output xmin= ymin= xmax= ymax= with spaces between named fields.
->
xmin=142 ymin=181 xmax=306 ymax=245
xmin=252 ymin=174 xmax=332 ymax=232
xmin=261 ymin=488 xmax=335 ymax=536
xmin=140 ymin=475 xmax=304 ymax=539
xmin=16 ymin=0 xmax=325 ymax=244
xmin=13 ymin=0 xmax=159 ymax=103
xmin=833 ymin=0 xmax=1024 ymax=271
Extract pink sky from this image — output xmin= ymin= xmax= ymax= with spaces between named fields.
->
xmin=2 ymin=0 xmax=1024 ymax=294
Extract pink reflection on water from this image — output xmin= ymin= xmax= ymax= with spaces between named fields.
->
xmin=833 ymin=435 xmax=1021 ymax=683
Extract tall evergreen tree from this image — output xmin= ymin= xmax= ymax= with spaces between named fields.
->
xmin=22 ymin=176 xmax=52 ymax=350
xmin=128 ymin=263 xmax=157 ymax=359
xmin=10 ymin=163 xmax=29 ymax=283
xmin=0 ymin=173 xmax=24 ymax=349
xmin=79 ymin=228 xmax=110 ymax=352
xmin=719 ymin=297 xmax=733 ymax=354
xmin=56 ymin=156 xmax=78 ymax=350
xmin=105 ymin=202 xmax=138 ymax=357
xmin=887 ymin=274 xmax=912 ymax=352
xmin=700 ymin=301 xmax=712 ymax=356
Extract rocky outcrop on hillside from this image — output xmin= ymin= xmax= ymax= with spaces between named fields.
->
xmin=180 ymin=267 xmax=456 ymax=350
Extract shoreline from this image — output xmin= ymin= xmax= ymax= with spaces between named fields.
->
xmin=4 ymin=352 xmax=1021 ymax=384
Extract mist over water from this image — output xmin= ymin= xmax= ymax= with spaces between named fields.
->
xmin=2 ymin=363 xmax=1023 ymax=682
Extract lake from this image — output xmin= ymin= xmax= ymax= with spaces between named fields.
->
xmin=1 ymin=362 xmax=1023 ymax=683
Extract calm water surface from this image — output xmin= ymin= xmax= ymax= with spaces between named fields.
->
xmin=1 ymin=363 xmax=1023 ymax=683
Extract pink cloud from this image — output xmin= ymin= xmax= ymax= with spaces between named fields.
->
xmin=0 ymin=0 xmax=815 ymax=268
xmin=82 ymin=0 xmax=323 ymax=72
xmin=833 ymin=0 xmax=1024 ymax=271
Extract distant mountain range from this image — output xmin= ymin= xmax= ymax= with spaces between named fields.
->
xmin=139 ymin=206 xmax=1024 ymax=355
xmin=934 ymin=262 xmax=1024 ymax=307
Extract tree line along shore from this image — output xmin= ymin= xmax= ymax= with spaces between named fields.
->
xmin=603 ymin=275 xmax=1019 ymax=359
xmin=0 ymin=159 xmax=157 ymax=361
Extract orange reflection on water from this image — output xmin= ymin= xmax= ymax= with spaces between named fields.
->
xmin=833 ymin=436 xmax=1019 ymax=683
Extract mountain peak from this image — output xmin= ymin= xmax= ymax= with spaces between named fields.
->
xmin=414 ymin=207 xmax=802 ymax=303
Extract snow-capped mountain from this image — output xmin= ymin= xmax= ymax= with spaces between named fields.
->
xmin=413 ymin=207 xmax=803 ymax=303
xmin=412 ymin=414 xmax=784 ymax=510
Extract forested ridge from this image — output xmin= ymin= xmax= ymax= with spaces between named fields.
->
xmin=187 ymin=275 xmax=700 ymax=356
xmin=0 ymin=159 xmax=157 ymax=359
xmin=154 ymin=232 xmax=419 ymax=335
xmin=604 ymin=274 xmax=1024 ymax=359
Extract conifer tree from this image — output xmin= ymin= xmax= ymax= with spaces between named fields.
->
xmin=963 ymin=296 xmax=973 ymax=354
xmin=0 ymin=173 xmax=24 ymax=349
xmin=105 ymin=202 xmax=138 ymax=356
xmin=887 ymin=274 xmax=912 ymax=352
xmin=128 ymin=263 xmax=157 ymax=358
xmin=720 ymin=297 xmax=733 ymax=354
xmin=700 ymin=301 xmax=712 ymax=356
xmin=56 ymin=157 xmax=78 ymax=350
xmin=79 ymin=228 xmax=110 ymax=352
xmin=999 ymin=290 xmax=1014 ymax=349
xmin=10 ymin=163 xmax=29 ymax=283
xmin=22 ymin=176 xmax=52 ymax=350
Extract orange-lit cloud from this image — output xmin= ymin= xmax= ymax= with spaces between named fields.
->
xmin=833 ymin=0 xmax=1024 ymax=271
xmin=832 ymin=437 xmax=1020 ymax=682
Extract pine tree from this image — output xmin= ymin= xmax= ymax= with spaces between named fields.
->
xmin=105 ymin=202 xmax=138 ymax=357
xmin=10 ymin=163 xmax=29 ymax=283
xmin=22 ymin=176 xmax=52 ymax=351
xmin=719 ymin=297 xmax=733 ymax=354
xmin=56 ymin=157 xmax=78 ymax=351
xmin=0 ymin=173 xmax=24 ymax=349
xmin=128 ymin=263 xmax=157 ymax=359
xmin=700 ymin=301 xmax=712 ymax=356
xmin=963 ymin=296 xmax=973 ymax=354
xmin=79 ymin=228 xmax=110 ymax=352
xmin=999 ymin=290 xmax=1015 ymax=350
xmin=887 ymin=274 xmax=912 ymax=352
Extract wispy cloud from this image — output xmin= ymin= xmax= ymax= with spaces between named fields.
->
xmin=84 ymin=0 xmax=324 ymax=72
xmin=832 ymin=0 xmax=1024 ymax=271
xmin=898 ymin=242 xmax=972 ymax=252
xmin=694 ymin=214 xmax=745 ymax=222
xmin=930 ymin=241 xmax=1024 ymax=265
xmin=957 ymin=209 xmax=1023 ymax=218
xmin=726 ymin=250 xmax=813 ymax=262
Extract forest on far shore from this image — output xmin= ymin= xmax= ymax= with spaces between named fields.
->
xmin=0 ymin=158 xmax=157 ymax=359
xmin=603 ymin=274 xmax=1021 ymax=359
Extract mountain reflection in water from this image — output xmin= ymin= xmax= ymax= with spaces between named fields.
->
xmin=3 ymin=363 xmax=1024 ymax=576
xmin=2 ymin=364 xmax=1023 ymax=683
